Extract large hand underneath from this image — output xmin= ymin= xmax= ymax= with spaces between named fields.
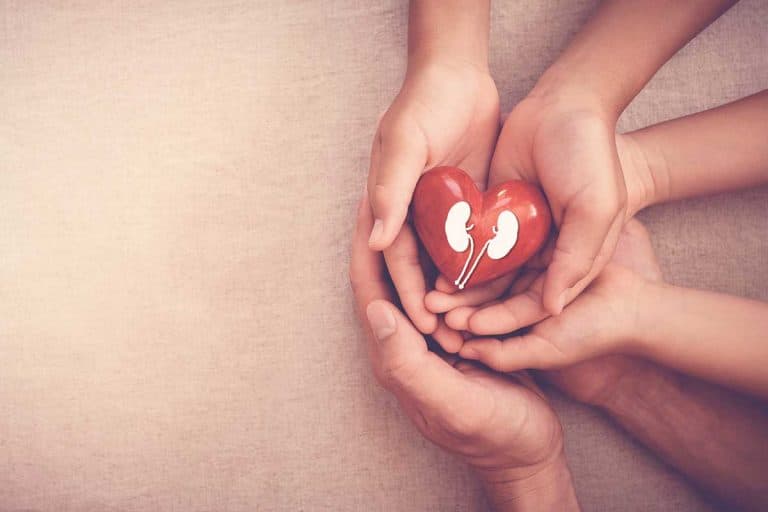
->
xmin=351 ymin=197 xmax=579 ymax=512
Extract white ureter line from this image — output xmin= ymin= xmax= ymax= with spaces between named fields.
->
xmin=458 ymin=240 xmax=490 ymax=290
xmin=454 ymin=233 xmax=475 ymax=286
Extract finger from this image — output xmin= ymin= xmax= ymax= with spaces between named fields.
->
xmin=367 ymin=116 xmax=429 ymax=251
xmin=384 ymin=224 xmax=438 ymax=334
xmin=430 ymin=317 xmax=464 ymax=354
xmin=466 ymin=274 xmax=548 ymax=336
xmin=350 ymin=194 xmax=392 ymax=344
xmin=425 ymin=272 xmax=516 ymax=313
xmin=352 ymin=199 xmax=494 ymax=424
xmin=545 ymin=211 xmax=624 ymax=314
xmin=444 ymin=304 xmax=482 ymax=331
xmin=542 ymin=194 xmax=622 ymax=315
xmin=366 ymin=300 xmax=492 ymax=421
xmin=614 ymin=219 xmax=663 ymax=282
xmin=459 ymin=333 xmax=567 ymax=373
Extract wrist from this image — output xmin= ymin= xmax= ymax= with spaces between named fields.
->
xmin=406 ymin=52 xmax=490 ymax=79
xmin=528 ymin=62 xmax=620 ymax=123
xmin=624 ymin=279 xmax=671 ymax=360
xmin=476 ymin=453 xmax=580 ymax=512
xmin=616 ymin=133 xmax=659 ymax=217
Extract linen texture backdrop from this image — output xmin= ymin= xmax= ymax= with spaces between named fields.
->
xmin=1 ymin=1 xmax=767 ymax=510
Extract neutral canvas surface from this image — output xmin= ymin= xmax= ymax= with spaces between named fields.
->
xmin=1 ymin=1 xmax=767 ymax=510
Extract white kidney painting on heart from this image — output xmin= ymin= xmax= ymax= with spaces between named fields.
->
xmin=444 ymin=201 xmax=519 ymax=289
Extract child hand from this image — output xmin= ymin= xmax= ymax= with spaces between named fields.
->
xmin=366 ymin=59 xmax=499 ymax=335
xmin=486 ymin=91 xmax=633 ymax=318
xmin=457 ymin=220 xmax=660 ymax=373
xmin=424 ymin=129 xmax=651 ymax=336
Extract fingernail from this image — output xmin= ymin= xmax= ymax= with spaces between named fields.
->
xmin=366 ymin=302 xmax=396 ymax=342
xmin=369 ymin=218 xmax=384 ymax=247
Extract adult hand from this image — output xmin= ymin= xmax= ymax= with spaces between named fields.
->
xmin=351 ymin=196 xmax=579 ymax=512
xmin=366 ymin=58 xmax=499 ymax=336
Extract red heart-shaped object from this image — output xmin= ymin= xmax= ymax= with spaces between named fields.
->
xmin=412 ymin=166 xmax=551 ymax=289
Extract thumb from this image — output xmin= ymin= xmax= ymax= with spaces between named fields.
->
xmin=365 ymin=300 xmax=488 ymax=419
xmin=542 ymin=199 xmax=621 ymax=315
xmin=367 ymin=118 xmax=429 ymax=251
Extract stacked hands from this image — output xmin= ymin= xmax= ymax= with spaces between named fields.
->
xmin=351 ymin=2 xmax=768 ymax=510
xmin=351 ymin=56 xmax=655 ymax=509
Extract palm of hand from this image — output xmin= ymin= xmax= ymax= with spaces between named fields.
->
xmin=419 ymin=359 xmax=562 ymax=473
xmin=383 ymin=62 xmax=500 ymax=174
xmin=369 ymin=63 xmax=500 ymax=338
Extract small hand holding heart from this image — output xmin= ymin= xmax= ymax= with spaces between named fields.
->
xmin=412 ymin=166 xmax=552 ymax=290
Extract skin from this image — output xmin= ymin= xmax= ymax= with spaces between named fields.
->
xmin=366 ymin=0 xmax=498 ymax=337
xmin=355 ymin=202 xmax=768 ymax=511
xmin=450 ymin=91 xmax=768 ymax=399
xmin=369 ymin=0 xmax=739 ymax=346
xmin=428 ymin=206 xmax=768 ymax=510
xmin=464 ymin=0 xmax=739 ymax=318
xmin=540 ymin=236 xmax=768 ymax=511
xmin=358 ymin=1 xmax=763 ymax=508
xmin=426 ymin=132 xmax=649 ymax=335
xmin=350 ymin=196 xmax=580 ymax=512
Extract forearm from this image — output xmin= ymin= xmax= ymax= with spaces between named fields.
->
xmin=408 ymin=0 xmax=490 ymax=69
xmin=598 ymin=360 xmax=768 ymax=511
xmin=532 ymin=0 xmax=737 ymax=118
xmin=631 ymin=281 xmax=768 ymax=397
xmin=478 ymin=454 xmax=580 ymax=512
xmin=630 ymin=90 xmax=768 ymax=208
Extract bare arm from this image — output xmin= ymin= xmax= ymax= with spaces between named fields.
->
xmin=367 ymin=0 xmax=493 ymax=251
xmin=407 ymin=0 xmax=490 ymax=69
xmin=594 ymin=359 xmax=768 ymax=511
xmin=630 ymin=281 xmax=768 ymax=398
xmin=536 ymin=0 xmax=739 ymax=118
xmin=628 ymin=90 xmax=768 ymax=211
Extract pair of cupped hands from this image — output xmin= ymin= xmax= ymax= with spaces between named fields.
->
xmin=350 ymin=59 xmax=659 ymax=498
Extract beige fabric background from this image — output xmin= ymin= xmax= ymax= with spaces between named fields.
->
xmin=1 ymin=1 xmax=767 ymax=510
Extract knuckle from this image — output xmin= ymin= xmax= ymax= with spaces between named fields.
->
xmin=489 ymin=350 xmax=514 ymax=372
xmin=378 ymin=355 xmax=419 ymax=391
